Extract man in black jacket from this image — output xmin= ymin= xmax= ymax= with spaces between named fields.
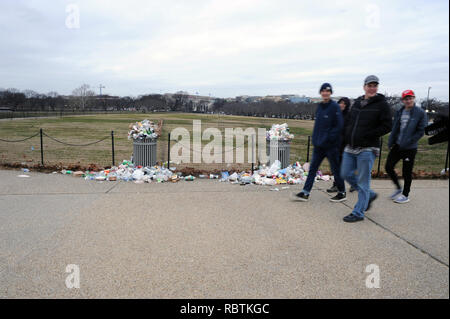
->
xmin=340 ymin=75 xmax=392 ymax=222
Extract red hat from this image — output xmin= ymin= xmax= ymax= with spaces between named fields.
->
xmin=402 ymin=90 xmax=415 ymax=99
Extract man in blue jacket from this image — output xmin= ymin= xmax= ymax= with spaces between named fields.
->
xmin=291 ymin=83 xmax=346 ymax=202
xmin=386 ymin=90 xmax=427 ymax=203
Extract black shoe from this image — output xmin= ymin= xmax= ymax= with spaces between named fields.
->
xmin=330 ymin=192 xmax=347 ymax=202
xmin=343 ymin=213 xmax=364 ymax=223
xmin=366 ymin=192 xmax=378 ymax=212
xmin=349 ymin=186 xmax=356 ymax=192
xmin=290 ymin=191 xmax=309 ymax=202
xmin=326 ymin=185 xmax=338 ymax=193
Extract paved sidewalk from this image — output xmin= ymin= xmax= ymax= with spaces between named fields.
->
xmin=0 ymin=170 xmax=448 ymax=298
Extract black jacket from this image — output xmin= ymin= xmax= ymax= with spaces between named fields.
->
xmin=343 ymin=93 xmax=392 ymax=148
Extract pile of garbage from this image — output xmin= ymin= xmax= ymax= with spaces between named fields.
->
xmin=266 ymin=123 xmax=294 ymax=141
xmin=61 ymin=160 xmax=195 ymax=183
xmin=128 ymin=119 xmax=160 ymax=140
xmin=59 ymin=159 xmax=332 ymax=186
xmin=218 ymin=160 xmax=331 ymax=186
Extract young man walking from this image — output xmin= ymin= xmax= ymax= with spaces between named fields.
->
xmin=291 ymin=83 xmax=346 ymax=203
xmin=340 ymin=75 xmax=392 ymax=222
xmin=386 ymin=90 xmax=427 ymax=203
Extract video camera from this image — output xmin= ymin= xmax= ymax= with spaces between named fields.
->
xmin=425 ymin=112 xmax=449 ymax=145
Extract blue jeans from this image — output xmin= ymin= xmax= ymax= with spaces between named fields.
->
xmin=303 ymin=146 xmax=345 ymax=194
xmin=340 ymin=150 xmax=376 ymax=217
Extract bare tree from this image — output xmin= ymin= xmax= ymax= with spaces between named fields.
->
xmin=47 ymin=91 xmax=59 ymax=98
xmin=72 ymin=84 xmax=95 ymax=110
xmin=23 ymin=90 xmax=39 ymax=98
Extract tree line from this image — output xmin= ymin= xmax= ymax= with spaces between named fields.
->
xmin=0 ymin=85 xmax=448 ymax=119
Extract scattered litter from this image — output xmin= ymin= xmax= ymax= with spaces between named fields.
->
xmin=22 ymin=168 xmax=30 ymax=173
xmin=270 ymin=188 xmax=280 ymax=191
xmin=220 ymin=171 xmax=230 ymax=182
xmin=303 ymin=162 xmax=310 ymax=172
xmin=184 ymin=175 xmax=195 ymax=181
xmin=74 ymin=160 xmax=181 ymax=184
xmin=18 ymin=175 xmax=30 ymax=178
xmin=73 ymin=171 xmax=84 ymax=177
xmin=266 ymin=123 xmax=294 ymax=141
xmin=228 ymin=172 xmax=239 ymax=182
xmin=217 ymin=160 xmax=332 ymax=187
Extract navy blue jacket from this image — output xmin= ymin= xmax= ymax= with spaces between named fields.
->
xmin=388 ymin=105 xmax=427 ymax=150
xmin=312 ymin=100 xmax=343 ymax=149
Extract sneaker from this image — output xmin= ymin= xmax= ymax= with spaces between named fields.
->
xmin=394 ymin=194 xmax=410 ymax=204
xmin=330 ymin=192 xmax=347 ymax=202
xmin=326 ymin=185 xmax=338 ymax=193
xmin=365 ymin=192 xmax=378 ymax=212
xmin=290 ymin=191 xmax=309 ymax=202
xmin=390 ymin=189 xmax=402 ymax=200
xmin=343 ymin=213 xmax=364 ymax=223
xmin=349 ymin=186 xmax=357 ymax=193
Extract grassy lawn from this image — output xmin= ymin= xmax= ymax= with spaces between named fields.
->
xmin=0 ymin=112 xmax=447 ymax=175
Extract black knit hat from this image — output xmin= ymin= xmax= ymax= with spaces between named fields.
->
xmin=319 ymin=83 xmax=333 ymax=94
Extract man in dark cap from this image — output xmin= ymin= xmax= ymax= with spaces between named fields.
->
xmin=291 ymin=83 xmax=347 ymax=203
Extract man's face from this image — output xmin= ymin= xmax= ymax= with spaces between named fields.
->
xmin=339 ymin=101 xmax=346 ymax=111
xmin=402 ymin=96 xmax=415 ymax=108
xmin=364 ymin=82 xmax=378 ymax=98
xmin=321 ymin=90 xmax=332 ymax=100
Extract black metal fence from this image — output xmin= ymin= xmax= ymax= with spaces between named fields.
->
xmin=0 ymin=130 xmax=448 ymax=178
xmin=0 ymin=129 xmax=116 ymax=168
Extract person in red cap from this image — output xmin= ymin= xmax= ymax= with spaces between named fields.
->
xmin=386 ymin=89 xmax=427 ymax=203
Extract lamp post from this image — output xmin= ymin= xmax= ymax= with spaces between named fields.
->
xmin=426 ymin=86 xmax=432 ymax=111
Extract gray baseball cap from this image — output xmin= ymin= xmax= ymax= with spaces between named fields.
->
xmin=364 ymin=75 xmax=379 ymax=85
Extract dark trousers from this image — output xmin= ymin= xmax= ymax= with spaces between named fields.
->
xmin=303 ymin=146 xmax=345 ymax=193
xmin=385 ymin=147 xmax=417 ymax=197
xmin=332 ymin=152 xmax=344 ymax=187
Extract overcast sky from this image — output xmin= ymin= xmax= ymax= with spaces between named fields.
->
xmin=0 ymin=0 xmax=448 ymax=100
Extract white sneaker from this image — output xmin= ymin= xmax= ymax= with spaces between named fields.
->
xmin=390 ymin=189 xmax=402 ymax=200
xmin=394 ymin=194 xmax=410 ymax=204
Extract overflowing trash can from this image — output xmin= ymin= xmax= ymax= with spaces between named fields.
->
xmin=128 ymin=119 xmax=161 ymax=167
xmin=266 ymin=123 xmax=293 ymax=169
xmin=267 ymin=139 xmax=291 ymax=169
xmin=133 ymin=137 xmax=157 ymax=167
